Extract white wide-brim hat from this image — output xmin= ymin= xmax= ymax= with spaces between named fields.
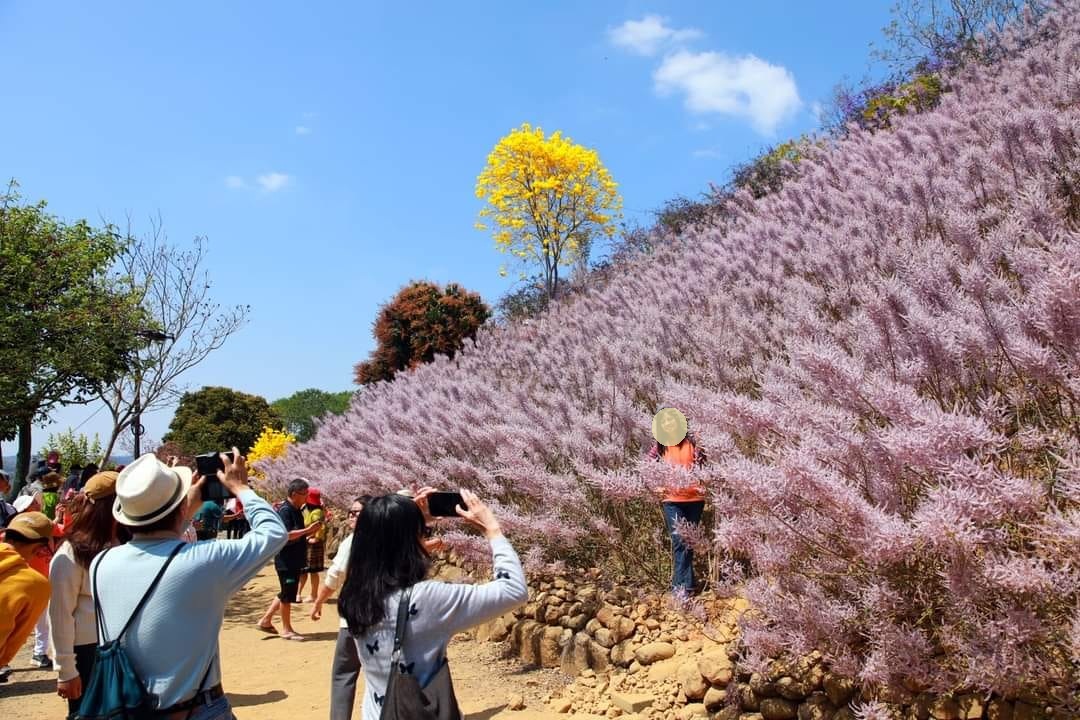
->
xmin=113 ymin=453 xmax=193 ymax=527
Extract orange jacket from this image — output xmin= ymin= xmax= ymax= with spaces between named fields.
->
xmin=0 ymin=543 xmax=51 ymax=666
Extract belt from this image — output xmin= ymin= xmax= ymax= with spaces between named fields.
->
xmin=157 ymin=684 xmax=225 ymax=718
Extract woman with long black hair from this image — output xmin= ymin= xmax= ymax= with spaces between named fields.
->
xmin=338 ymin=489 xmax=528 ymax=720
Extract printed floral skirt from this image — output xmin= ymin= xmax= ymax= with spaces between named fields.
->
xmin=304 ymin=540 xmax=326 ymax=573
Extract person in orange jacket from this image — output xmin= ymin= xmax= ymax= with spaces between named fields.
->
xmin=0 ymin=512 xmax=53 ymax=679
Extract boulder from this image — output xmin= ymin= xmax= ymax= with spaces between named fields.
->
xmin=562 ymin=631 xmax=592 ymax=676
xmin=677 ymin=660 xmax=709 ymax=701
xmin=677 ymin=703 xmax=709 ymax=719
xmin=507 ymin=693 xmax=525 ymax=711
xmin=588 ymin=640 xmax=611 ymax=672
xmin=735 ymin=683 xmax=761 ymax=712
xmin=822 ymin=673 xmax=856 ymax=707
xmin=760 ymin=698 xmax=799 ymax=720
xmin=549 ymin=698 xmax=572 ymax=713
xmin=563 ymin=614 xmax=589 ymax=632
xmin=539 ymin=625 xmax=564 ymax=668
xmin=697 ymin=651 xmax=734 ymax=686
xmin=704 ymin=686 xmax=727 ymax=712
xmin=610 ymin=639 xmax=635 ymax=668
xmin=593 ymin=627 xmax=617 ymax=649
xmin=634 ymin=642 xmax=676 ymax=666
xmin=775 ymin=676 xmax=813 ymax=701
xmin=596 ymin=605 xmax=621 ymax=630
xmin=798 ymin=692 xmax=837 ymax=720
xmin=611 ymin=692 xmax=656 ymax=714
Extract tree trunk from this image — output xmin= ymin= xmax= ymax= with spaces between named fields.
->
xmin=12 ymin=415 xmax=32 ymax=497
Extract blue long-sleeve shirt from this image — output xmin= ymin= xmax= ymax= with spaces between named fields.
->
xmin=90 ymin=488 xmax=286 ymax=709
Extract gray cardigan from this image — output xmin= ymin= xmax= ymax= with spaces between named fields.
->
xmin=353 ymin=535 xmax=528 ymax=720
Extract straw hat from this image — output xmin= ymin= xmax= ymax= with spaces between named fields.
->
xmin=113 ymin=454 xmax=193 ymax=527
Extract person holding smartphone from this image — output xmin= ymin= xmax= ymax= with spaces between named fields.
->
xmin=257 ymin=478 xmax=322 ymax=640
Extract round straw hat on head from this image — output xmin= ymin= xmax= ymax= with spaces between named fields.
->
xmin=113 ymin=454 xmax=193 ymax=527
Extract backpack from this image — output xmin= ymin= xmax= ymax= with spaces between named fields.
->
xmin=379 ymin=585 xmax=461 ymax=720
xmin=78 ymin=542 xmax=208 ymax=720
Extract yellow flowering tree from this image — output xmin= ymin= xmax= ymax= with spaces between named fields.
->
xmin=246 ymin=425 xmax=295 ymax=481
xmin=475 ymin=123 xmax=622 ymax=300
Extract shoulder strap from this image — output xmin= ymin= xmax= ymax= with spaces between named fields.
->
xmin=94 ymin=541 xmax=186 ymax=643
xmin=390 ymin=585 xmax=414 ymax=665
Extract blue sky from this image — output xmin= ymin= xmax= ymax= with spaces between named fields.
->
xmin=0 ymin=1 xmax=892 ymax=454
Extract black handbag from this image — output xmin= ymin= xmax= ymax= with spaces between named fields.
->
xmin=379 ymin=586 xmax=462 ymax=720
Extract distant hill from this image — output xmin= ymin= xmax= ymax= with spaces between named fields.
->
xmin=2 ymin=454 xmax=134 ymax=474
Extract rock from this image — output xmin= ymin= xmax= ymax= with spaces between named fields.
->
xmin=628 ymin=660 xmax=642 ymax=674
xmin=634 ymin=642 xmax=676 ymax=665
xmin=606 ymin=586 xmax=633 ymax=604
xmin=507 ymin=693 xmax=525 ymax=711
xmin=645 ymin=618 xmax=661 ymax=631
xmin=704 ymin=686 xmax=727 ymax=711
xmin=595 ymin=628 xmax=617 ymax=648
xmin=597 ymin=605 xmax=621 ymax=630
xmin=760 ymin=698 xmax=799 ymax=720
xmin=930 ymin=697 xmax=961 ymax=720
xmin=987 ymin=700 xmax=1014 ymax=720
xmin=957 ymin=695 xmax=984 ymax=720
xmin=550 ymin=698 xmax=573 ymax=713
xmin=563 ymin=631 xmax=592 ymax=676
xmin=647 ymin=656 xmax=682 ymax=684
xmin=713 ymin=707 xmax=740 ymax=720
xmin=735 ymin=683 xmax=761 ymax=712
xmin=750 ymin=673 xmax=779 ymax=698
xmin=677 ymin=703 xmax=709 ymax=719
xmin=697 ymin=651 xmax=734 ymax=686
xmin=612 ymin=692 xmax=656 ymax=714
xmin=587 ymin=618 xmax=603 ymax=634
xmin=540 ymin=625 xmax=564 ymax=668
xmin=775 ymin=676 xmax=813 ymax=701
xmin=615 ymin=616 xmax=637 ymax=643
xmin=1012 ymin=703 xmax=1045 ymax=720
xmin=798 ymin=692 xmax=837 ymax=720
xmin=677 ymin=660 xmax=709 ymax=701
xmin=589 ymin=640 xmax=612 ymax=671
xmin=822 ymin=673 xmax=856 ymax=707
xmin=611 ymin=640 xmax=635 ymax=668
xmin=563 ymin=614 xmax=589 ymax=632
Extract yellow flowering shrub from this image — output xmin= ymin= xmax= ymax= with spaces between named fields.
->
xmin=246 ymin=426 xmax=295 ymax=480
xmin=475 ymin=123 xmax=622 ymax=299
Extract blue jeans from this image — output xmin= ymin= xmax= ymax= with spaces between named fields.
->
xmin=188 ymin=695 xmax=235 ymax=720
xmin=662 ymin=501 xmax=704 ymax=592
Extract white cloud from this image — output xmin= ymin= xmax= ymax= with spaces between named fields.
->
xmin=810 ymin=101 xmax=825 ymax=126
xmin=224 ymin=175 xmax=246 ymax=189
xmin=295 ymin=125 xmax=312 ymax=135
xmin=256 ymin=172 xmax=290 ymax=192
xmin=608 ymin=15 xmax=702 ymax=57
xmin=654 ymin=50 xmax=801 ymax=135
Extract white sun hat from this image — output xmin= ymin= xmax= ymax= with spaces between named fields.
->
xmin=113 ymin=453 xmax=193 ymax=527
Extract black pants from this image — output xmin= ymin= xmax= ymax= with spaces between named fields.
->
xmin=67 ymin=643 xmax=97 ymax=719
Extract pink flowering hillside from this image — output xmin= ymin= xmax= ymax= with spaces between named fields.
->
xmin=268 ymin=5 xmax=1080 ymax=702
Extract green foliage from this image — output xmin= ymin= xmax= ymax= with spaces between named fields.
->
xmin=495 ymin=277 xmax=550 ymax=323
xmin=0 ymin=182 xmax=150 ymax=421
xmin=39 ymin=429 xmax=103 ymax=470
xmin=270 ymin=388 xmax=352 ymax=442
xmin=861 ymin=73 xmax=945 ymax=130
xmin=162 ymin=386 xmax=282 ymax=455
xmin=354 ymin=281 xmax=491 ymax=385
xmin=731 ymin=137 xmax=815 ymax=199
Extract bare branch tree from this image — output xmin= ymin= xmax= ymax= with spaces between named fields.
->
xmin=97 ymin=219 xmax=249 ymax=463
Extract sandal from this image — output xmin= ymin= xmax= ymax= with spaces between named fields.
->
xmin=280 ymin=632 xmax=306 ymax=641
xmin=256 ymin=623 xmax=278 ymax=635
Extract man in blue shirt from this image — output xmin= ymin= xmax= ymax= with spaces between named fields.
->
xmin=90 ymin=450 xmax=287 ymax=719
xmin=193 ymin=500 xmax=224 ymax=541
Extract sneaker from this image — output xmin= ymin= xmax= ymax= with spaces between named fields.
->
xmin=31 ymin=654 xmax=52 ymax=669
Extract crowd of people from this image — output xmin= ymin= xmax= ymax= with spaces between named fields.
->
xmin=0 ymin=406 xmax=705 ymax=719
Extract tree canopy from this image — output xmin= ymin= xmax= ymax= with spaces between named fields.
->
xmin=355 ymin=280 xmax=490 ymax=385
xmin=0 ymin=181 xmax=149 ymax=485
xmin=476 ymin=123 xmax=622 ymax=300
xmin=162 ymin=386 xmax=281 ymax=455
xmin=270 ymin=388 xmax=352 ymax=442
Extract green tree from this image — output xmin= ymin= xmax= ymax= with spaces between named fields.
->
xmin=0 ymin=181 xmax=148 ymax=491
xmin=354 ymin=281 xmax=491 ymax=385
xmin=270 ymin=388 xmax=352 ymax=442
xmin=39 ymin=430 xmax=103 ymax=471
xmin=162 ymin=386 xmax=282 ymax=455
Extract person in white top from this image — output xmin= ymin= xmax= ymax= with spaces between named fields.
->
xmin=311 ymin=495 xmax=370 ymax=720
xmin=337 ymin=489 xmax=528 ymax=720
xmin=47 ymin=471 xmax=125 ymax=719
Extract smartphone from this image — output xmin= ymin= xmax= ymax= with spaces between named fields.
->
xmin=195 ymin=452 xmax=235 ymax=502
xmin=426 ymin=491 xmax=465 ymax=518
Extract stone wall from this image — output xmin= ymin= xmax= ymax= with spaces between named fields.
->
xmin=470 ymin=570 xmax=1068 ymax=720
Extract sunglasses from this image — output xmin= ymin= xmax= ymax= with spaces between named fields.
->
xmin=347 ymin=509 xmax=362 ymax=518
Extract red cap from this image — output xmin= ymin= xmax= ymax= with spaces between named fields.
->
xmin=306 ymin=488 xmax=322 ymax=507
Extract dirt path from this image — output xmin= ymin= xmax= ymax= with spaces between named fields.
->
xmin=0 ymin=567 xmax=571 ymax=720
